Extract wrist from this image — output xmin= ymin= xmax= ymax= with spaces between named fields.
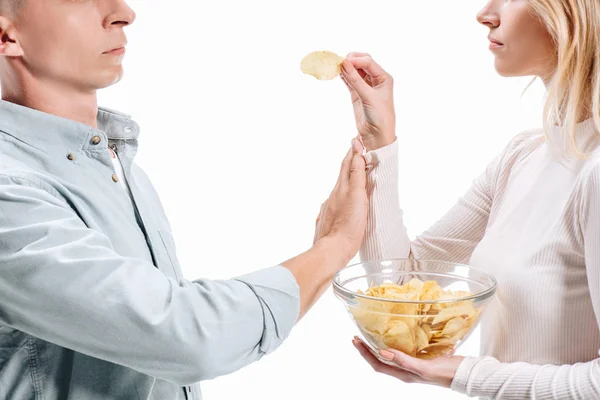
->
xmin=449 ymin=356 xmax=479 ymax=393
xmin=313 ymin=236 xmax=353 ymax=272
xmin=361 ymin=133 xmax=396 ymax=152
xmin=441 ymin=355 xmax=465 ymax=388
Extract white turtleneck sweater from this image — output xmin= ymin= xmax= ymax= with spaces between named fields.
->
xmin=360 ymin=118 xmax=600 ymax=399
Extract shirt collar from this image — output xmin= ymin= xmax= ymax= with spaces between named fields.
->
xmin=547 ymin=116 xmax=599 ymax=156
xmin=0 ymin=100 xmax=140 ymax=155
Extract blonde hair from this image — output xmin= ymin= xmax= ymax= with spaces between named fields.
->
xmin=527 ymin=0 xmax=600 ymax=158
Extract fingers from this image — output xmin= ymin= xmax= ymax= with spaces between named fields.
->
xmin=336 ymin=146 xmax=354 ymax=189
xmin=340 ymin=74 xmax=358 ymax=97
xmin=355 ymin=135 xmax=367 ymax=155
xmin=352 ymin=339 xmax=418 ymax=382
xmin=338 ymin=139 xmax=366 ymax=190
xmin=349 ymin=139 xmax=367 ymax=190
xmin=381 ymin=348 xmax=427 ymax=377
xmin=340 ymin=59 xmax=373 ymax=101
xmin=346 ymin=56 xmax=389 ymax=82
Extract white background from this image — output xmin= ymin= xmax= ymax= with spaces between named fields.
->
xmin=100 ymin=1 xmax=547 ymax=399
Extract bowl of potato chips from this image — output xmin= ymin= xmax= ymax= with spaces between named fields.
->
xmin=333 ymin=259 xmax=496 ymax=362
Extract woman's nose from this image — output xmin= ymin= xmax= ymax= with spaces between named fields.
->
xmin=477 ymin=1 xmax=500 ymax=28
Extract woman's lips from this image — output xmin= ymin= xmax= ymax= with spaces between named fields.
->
xmin=488 ymin=35 xmax=504 ymax=50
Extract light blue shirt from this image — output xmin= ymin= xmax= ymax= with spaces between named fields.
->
xmin=0 ymin=100 xmax=300 ymax=400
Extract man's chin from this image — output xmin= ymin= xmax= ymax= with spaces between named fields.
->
xmin=95 ymin=68 xmax=124 ymax=89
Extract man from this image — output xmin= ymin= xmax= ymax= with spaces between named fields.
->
xmin=0 ymin=0 xmax=369 ymax=399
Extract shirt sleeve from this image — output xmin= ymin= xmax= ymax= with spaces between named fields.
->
xmin=360 ymin=138 xmax=500 ymax=266
xmin=449 ymin=162 xmax=600 ymax=399
xmin=450 ymin=356 xmax=600 ymax=399
xmin=0 ymin=174 xmax=300 ymax=386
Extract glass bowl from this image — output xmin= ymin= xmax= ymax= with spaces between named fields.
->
xmin=332 ymin=259 xmax=496 ymax=363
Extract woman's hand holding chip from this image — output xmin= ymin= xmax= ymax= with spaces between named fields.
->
xmin=340 ymin=53 xmax=397 ymax=151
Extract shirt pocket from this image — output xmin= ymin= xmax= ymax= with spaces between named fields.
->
xmin=155 ymin=229 xmax=184 ymax=282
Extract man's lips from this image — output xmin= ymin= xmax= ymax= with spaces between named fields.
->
xmin=104 ymin=44 xmax=127 ymax=55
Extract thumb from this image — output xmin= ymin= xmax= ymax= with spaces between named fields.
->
xmin=341 ymin=60 xmax=372 ymax=102
xmin=349 ymin=139 xmax=367 ymax=189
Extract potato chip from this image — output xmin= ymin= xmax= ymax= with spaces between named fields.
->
xmin=420 ymin=280 xmax=443 ymax=300
xmin=300 ymin=51 xmax=345 ymax=80
xmin=405 ymin=278 xmax=425 ymax=292
xmin=414 ymin=325 xmax=430 ymax=352
xmin=432 ymin=303 xmax=477 ymax=327
xmin=420 ymin=323 xmax=433 ymax=341
xmin=419 ymin=342 xmax=455 ymax=359
xmin=452 ymin=290 xmax=473 ymax=298
xmin=441 ymin=317 xmax=469 ymax=337
xmin=382 ymin=320 xmax=415 ymax=356
xmin=350 ymin=277 xmax=480 ymax=359
xmin=350 ymin=305 xmax=389 ymax=335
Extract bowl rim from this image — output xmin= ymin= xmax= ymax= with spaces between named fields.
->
xmin=332 ymin=258 xmax=497 ymax=304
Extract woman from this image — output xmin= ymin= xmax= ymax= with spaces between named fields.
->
xmin=336 ymin=0 xmax=600 ymax=398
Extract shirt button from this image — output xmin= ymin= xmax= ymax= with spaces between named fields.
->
xmin=112 ymin=174 xmax=119 ymax=183
xmin=67 ymin=153 xmax=75 ymax=161
xmin=91 ymin=136 xmax=102 ymax=145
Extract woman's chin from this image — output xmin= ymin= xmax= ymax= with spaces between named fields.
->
xmin=494 ymin=62 xmax=525 ymax=78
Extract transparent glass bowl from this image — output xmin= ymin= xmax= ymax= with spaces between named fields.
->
xmin=333 ymin=259 xmax=496 ymax=362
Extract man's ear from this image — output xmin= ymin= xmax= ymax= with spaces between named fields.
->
xmin=0 ymin=16 xmax=23 ymax=57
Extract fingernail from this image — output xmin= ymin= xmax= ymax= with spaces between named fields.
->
xmin=357 ymin=136 xmax=366 ymax=149
xmin=379 ymin=350 xmax=395 ymax=360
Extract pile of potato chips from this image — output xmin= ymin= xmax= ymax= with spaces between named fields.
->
xmin=349 ymin=278 xmax=480 ymax=359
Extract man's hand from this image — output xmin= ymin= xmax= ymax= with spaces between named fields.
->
xmin=313 ymin=138 xmax=369 ymax=264
xmin=282 ymin=138 xmax=368 ymax=322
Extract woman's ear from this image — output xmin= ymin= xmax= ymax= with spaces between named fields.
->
xmin=0 ymin=16 xmax=24 ymax=57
